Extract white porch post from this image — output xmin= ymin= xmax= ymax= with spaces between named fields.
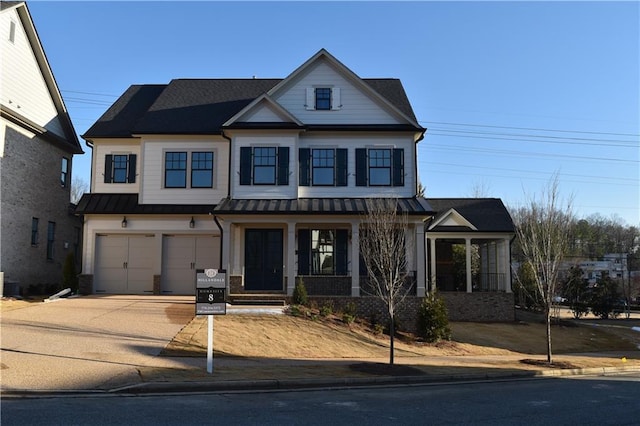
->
xmin=221 ymin=219 xmax=231 ymax=292
xmin=429 ymin=237 xmax=437 ymax=292
xmin=351 ymin=222 xmax=360 ymax=297
xmin=466 ymin=238 xmax=472 ymax=293
xmin=286 ymin=222 xmax=296 ymax=296
xmin=502 ymin=237 xmax=512 ymax=293
xmin=416 ymin=226 xmax=426 ymax=297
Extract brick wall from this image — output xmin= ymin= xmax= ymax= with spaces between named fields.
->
xmin=1 ymin=127 xmax=82 ymax=294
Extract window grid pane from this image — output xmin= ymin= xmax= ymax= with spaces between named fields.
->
xmin=47 ymin=222 xmax=55 ymax=260
xmin=165 ymin=152 xmax=187 ymax=188
xmin=31 ymin=217 xmax=39 ymax=246
xmin=369 ymin=149 xmax=391 ymax=186
xmin=112 ymin=155 xmax=128 ymax=183
xmin=312 ymin=149 xmax=335 ymax=186
xmin=191 ymin=152 xmax=213 ymax=188
xmin=253 ymin=147 xmax=276 ymax=184
xmin=61 ymin=158 xmax=69 ymax=187
xmin=315 ymin=88 xmax=331 ymax=110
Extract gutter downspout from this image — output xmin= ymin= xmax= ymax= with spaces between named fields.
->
xmin=212 ymin=214 xmax=224 ymax=272
xmin=221 ymin=130 xmax=232 ymax=198
xmin=415 ymin=127 xmax=427 ymax=196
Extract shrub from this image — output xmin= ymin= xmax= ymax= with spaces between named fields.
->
xmin=589 ymin=274 xmax=620 ymax=319
xmin=292 ymin=277 xmax=308 ymax=306
xmin=319 ymin=301 xmax=334 ymax=317
xmin=416 ymin=291 xmax=451 ymax=342
xmin=62 ymin=253 xmax=79 ymax=293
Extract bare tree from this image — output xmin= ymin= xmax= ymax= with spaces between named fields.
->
xmin=511 ymin=175 xmax=574 ymax=364
xmin=359 ymin=198 xmax=412 ymax=366
xmin=70 ymin=175 xmax=89 ymax=204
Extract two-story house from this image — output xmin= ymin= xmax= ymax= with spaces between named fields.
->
xmin=1 ymin=1 xmax=83 ymax=296
xmin=76 ymin=49 xmax=515 ymax=321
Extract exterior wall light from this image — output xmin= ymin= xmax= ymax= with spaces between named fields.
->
xmin=121 ymin=216 xmax=127 ymax=228
xmin=189 ymin=217 xmax=195 ymax=228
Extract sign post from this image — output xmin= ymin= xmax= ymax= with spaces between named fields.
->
xmin=196 ymin=269 xmax=226 ymax=373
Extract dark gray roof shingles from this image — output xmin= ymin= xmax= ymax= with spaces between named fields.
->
xmin=425 ymin=198 xmax=515 ymax=233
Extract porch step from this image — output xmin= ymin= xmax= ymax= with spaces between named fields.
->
xmin=228 ymin=294 xmax=288 ymax=306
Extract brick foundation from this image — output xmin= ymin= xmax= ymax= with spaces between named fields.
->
xmin=78 ymin=274 xmax=93 ymax=295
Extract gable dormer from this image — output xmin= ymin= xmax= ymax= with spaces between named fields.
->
xmin=266 ymin=49 xmax=423 ymax=128
xmin=223 ymin=94 xmax=303 ymax=128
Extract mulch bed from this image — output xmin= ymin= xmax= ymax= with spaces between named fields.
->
xmin=349 ymin=362 xmax=426 ymax=376
xmin=520 ymin=359 xmax=579 ymax=369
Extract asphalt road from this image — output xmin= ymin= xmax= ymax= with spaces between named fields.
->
xmin=3 ymin=373 xmax=639 ymax=425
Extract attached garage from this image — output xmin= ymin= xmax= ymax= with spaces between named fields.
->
xmin=161 ymin=235 xmax=220 ymax=295
xmin=94 ymin=234 xmax=155 ymax=294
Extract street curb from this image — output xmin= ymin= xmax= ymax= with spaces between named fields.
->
xmin=3 ymin=365 xmax=639 ymax=397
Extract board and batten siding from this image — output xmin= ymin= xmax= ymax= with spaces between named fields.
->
xmin=0 ymin=9 xmax=65 ymax=138
xmin=297 ymin=133 xmax=416 ymax=199
xmin=231 ymin=135 xmax=298 ymax=199
xmin=91 ymin=139 xmax=141 ymax=193
xmin=273 ymin=59 xmax=402 ymax=125
xmin=140 ymin=136 xmax=229 ymax=204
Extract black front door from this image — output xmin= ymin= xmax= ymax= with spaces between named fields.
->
xmin=245 ymin=229 xmax=283 ymax=291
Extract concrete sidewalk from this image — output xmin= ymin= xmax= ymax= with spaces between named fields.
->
xmin=2 ymin=296 xmax=639 ymax=396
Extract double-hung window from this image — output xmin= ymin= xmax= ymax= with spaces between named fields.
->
xmin=239 ymin=146 xmax=289 ymax=186
xmin=165 ymin=152 xmax=187 ymax=188
xmin=104 ymin=154 xmax=137 ymax=184
xmin=305 ymin=87 xmax=341 ymax=111
xmin=61 ymin=157 xmax=69 ymax=187
xmin=298 ymin=229 xmax=349 ymax=276
xmin=299 ymin=148 xmax=348 ymax=186
xmin=164 ymin=151 xmax=214 ymax=188
xmin=191 ymin=152 xmax=214 ymax=188
xmin=355 ymin=148 xmax=404 ymax=187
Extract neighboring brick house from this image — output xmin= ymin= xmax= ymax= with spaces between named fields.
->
xmin=76 ymin=49 xmax=515 ymax=321
xmin=1 ymin=1 xmax=84 ymax=295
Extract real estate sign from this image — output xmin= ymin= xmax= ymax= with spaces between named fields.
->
xmin=196 ymin=269 xmax=226 ymax=315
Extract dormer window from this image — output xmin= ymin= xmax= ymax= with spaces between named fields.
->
xmin=305 ymin=87 xmax=341 ymax=111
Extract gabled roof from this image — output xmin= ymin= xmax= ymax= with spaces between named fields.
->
xmin=425 ymin=198 xmax=515 ymax=233
xmin=1 ymin=1 xmax=82 ymax=154
xmin=83 ymin=50 xmax=423 ymax=139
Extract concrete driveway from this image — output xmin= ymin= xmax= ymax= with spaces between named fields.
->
xmin=1 ymin=295 xmax=196 ymax=392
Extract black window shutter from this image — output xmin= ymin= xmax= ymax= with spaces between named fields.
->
xmin=298 ymin=229 xmax=310 ymax=275
xmin=239 ymin=147 xmax=252 ymax=185
xmin=104 ymin=155 xmax=113 ymax=183
xmin=299 ymin=148 xmax=310 ymax=186
xmin=127 ymin=154 xmax=137 ymax=183
xmin=336 ymin=229 xmax=348 ymax=275
xmin=355 ymin=148 xmax=367 ymax=187
xmin=336 ymin=149 xmax=348 ymax=186
xmin=393 ymin=148 xmax=404 ymax=187
xmin=277 ymin=147 xmax=289 ymax=186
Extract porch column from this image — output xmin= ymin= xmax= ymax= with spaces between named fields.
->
xmin=351 ymin=222 xmax=360 ymax=297
xmin=286 ymin=222 xmax=296 ymax=296
xmin=221 ymin=219 xmax=231 ymax=292
xmin=466 ymin=238 xmax=472 ymax=293
xmin=416 ymin=226 xmax=426 ymax=297
xmin=502 ymin=237 xmax=512 ymax=293
xmin=429 ymin=237 xmax=437 ymax=292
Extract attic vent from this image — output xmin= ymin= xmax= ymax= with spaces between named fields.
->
xmin=9 ymin=20 xmax=16 ymax=43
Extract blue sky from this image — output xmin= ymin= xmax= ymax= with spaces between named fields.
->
xmin=28 ymin=1 xmax=639 ymax=225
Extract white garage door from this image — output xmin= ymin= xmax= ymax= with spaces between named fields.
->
xmin=161 ymin=235 xmax=220 ymax=295
xmin=94 ymin=235 xmax=154 ymax=294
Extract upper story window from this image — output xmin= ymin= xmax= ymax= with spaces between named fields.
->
xmin=61 ymin=157 xmax=69 ymax=187
xmin=299 ymin=148 xmax=348 ymax=187
xmin=163 ymin=151 xmax=215 ymax=189
xmin=355 ymin=148 xmax=404 ymax=187
xmin=239 ymin=146 xmax=289 ymax=186
xmin=9 ymin=20 xmax=16 ymax=43
xmin=104 ymin=154 xmax=136 ymax=184
xmin=305 ymin=87 xmax=341 ymax=111
xmin=191 ymin=152 xmax=214 ymax=188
